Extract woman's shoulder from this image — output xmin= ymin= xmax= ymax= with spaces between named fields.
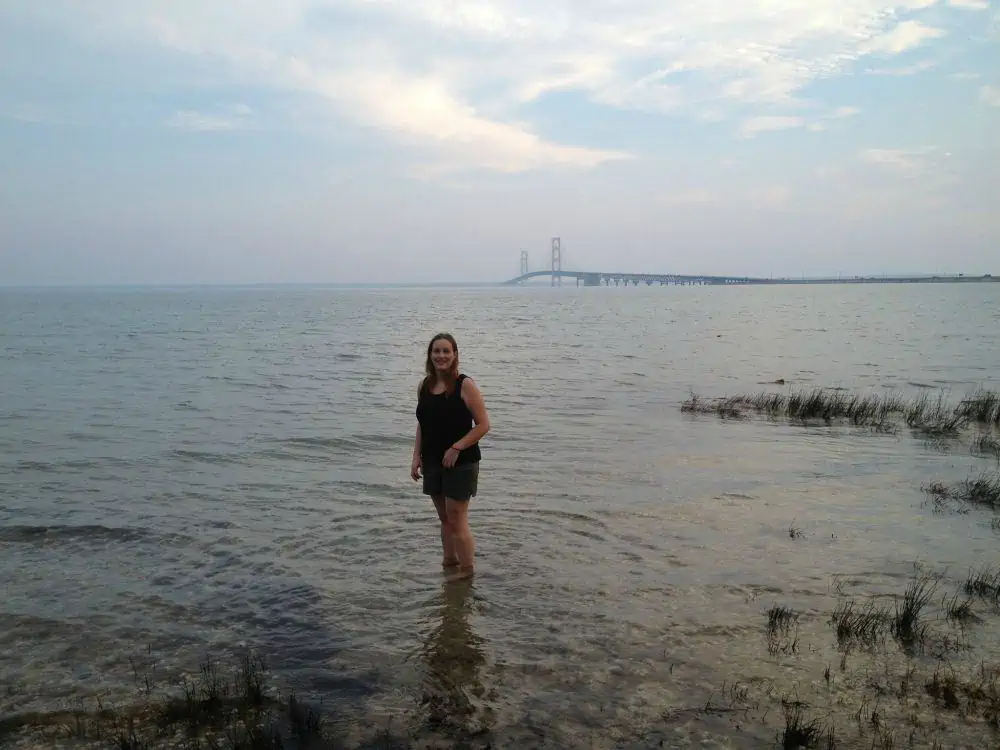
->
xmin=457 ymin=373 xmax=479 ymax=392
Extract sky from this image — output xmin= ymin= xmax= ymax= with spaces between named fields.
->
xmin=1 ymin=1 xmax=998 ymax=285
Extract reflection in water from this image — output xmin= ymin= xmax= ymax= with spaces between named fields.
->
xmin=412 ymin=580 xmax=491 ymax=738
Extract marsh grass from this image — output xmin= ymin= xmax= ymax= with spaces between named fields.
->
xmin=942 ymin=590 xmax=978 ymax=626
xmin=972 ymin=433 xmax=1000 ymax=463
xmin=964 ymin=565 xmax=1000 ymax=606
xmin=925 ymin=663 xmax=1000 ymax=723
xmin=891 ymin=572 xmax=939 ymax=649
xmin=681 ymin=388 xmax=1000 ymax=441
xmin=955 ymin=388 xmax=1000 ymax=426
xmin=923 ymin=471 xmax=1000 ymax=513
xmin=829 ymin=571 xmax=958 ymax=655
xmin=0 ymin=648 xmax=344 ymax=750
xmin=676 ymin=386 xmax=1000 ymax=747
xmin=779 ymin=702 xmax=834 ymax=749
xmin=757 ymin=564 xmax=1000 ymax=749
xmin=831 ymin=598 xmax=892 ymax=650
xmin=767 ymin=606 xmax=801 ymax=656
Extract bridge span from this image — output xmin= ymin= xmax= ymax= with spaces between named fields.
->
xmin=503 ymin=270 xmax=997 ymax=287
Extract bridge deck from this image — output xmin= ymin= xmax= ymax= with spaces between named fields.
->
xmin=504 ymin=270 xmax=996 ymax=286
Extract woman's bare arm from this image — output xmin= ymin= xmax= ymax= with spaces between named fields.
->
xmin=452 ymin=377 xmax=490 ymax=451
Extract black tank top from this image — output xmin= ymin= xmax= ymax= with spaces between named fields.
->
xmin=416 ymin=373 xmax=482 ymax=467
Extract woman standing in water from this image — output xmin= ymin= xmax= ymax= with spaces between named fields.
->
xmin=411 ymin=333 xmax=490 ymax=582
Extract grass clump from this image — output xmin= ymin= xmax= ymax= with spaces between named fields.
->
xmin=904 ymin=392 xmax=969 ymax=438
xmin=767 ymin=606 xmax=801 ymax=656
xmin=924 ymin=471 xmax=1000 ymax=513
xmin=971 ymin=433 xmax=1000 ymax=463
xmin=955 ymin=388 xmax=1000 ymax=426
xmin=942 ymin=590 xmax=978 ymax=626
xmin=830 ymin=571 xmax=943 ymax=653
xmin=768 ymin=606 xmax=799 ymax=634
xmin=779 ymin=702 xmax=833 ymax=749
xmin=891 ymin=572 xmax=939 ymax=649
xmin=963 ymin=565 xmax=1000 ymax=606
xmin=830 ymin=598 xmax=890 ymax=650
xmin=959 ymin=471 xmax=1000 ymax=510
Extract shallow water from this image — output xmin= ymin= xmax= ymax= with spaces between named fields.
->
xmin=2 ymin=283 xmax=999 ymax=747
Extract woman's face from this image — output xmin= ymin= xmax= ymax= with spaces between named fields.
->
xmin=431 ymin=337 xmax=456 ymax=373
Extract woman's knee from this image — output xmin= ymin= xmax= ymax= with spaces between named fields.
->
xmin=445 ymin=500 xmax=470 ymax=528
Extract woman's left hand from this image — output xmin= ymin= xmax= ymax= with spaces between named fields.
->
xmin=442 ymin=446 xmax=459 ymax=468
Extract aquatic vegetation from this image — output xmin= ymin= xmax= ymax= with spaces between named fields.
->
xmin=779 ymin=702 xmax=832 ymax=748
xmin=0 ymin=648 xmax=334 ymax=750
xmin=829 ymin=570 xmax=965 ymax=656
xmin=924 ymin=471 xmax=1000 ymax=512
xmin=964 ymin=564 xmax=1000 ymax=605
xmin=955 ymin=388 xmax=1000 ymax=426
xmin=971 ymin=433 xmax=1000 ymax=463
xmin=681 ymin=387 xmax=1000 ymax=439
xmin=891 ymin=571 xmax=939 ymax=649
xmin=925 ymin=663 xmax=1000 ymax=723
xmin=831 ymin=597 xmax=892 ymax=650
xmin=942 ymin=590 xmax=977 ymax=625
xmin=767 ymin=606 xmax=801 ymax=655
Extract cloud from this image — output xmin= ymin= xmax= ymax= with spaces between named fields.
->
xmin=293 ymin=64 xmax=632 ymax=172
xmin=740 ymin=115 xmax=807 ymax=137
xmin=742 ymin=106 xmax=859 ymax=136
xmin=166 ymin=105 xmax=252 ymax=132
xmin=860 ymin=147 xmax=951 ymax=178
xmin=865 ymin=60 xmax=937 ymax=76
xmin=980 ymin=85 xmax=1000 ymax=107
xmin=826 ymin=106 xmax=861 ymax=120
xmin=948 ymin=0 xmax=989 ymax=9
xmin=10 ymin=0 xmax=984 ymax=170
xmin=864 ymin=21 xmax=946 ymax=55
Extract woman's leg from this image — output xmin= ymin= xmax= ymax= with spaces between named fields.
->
xmin=445 ymin=497 xmax=475 ymax=579
xmin=432 ymin=494 xmax=458 ymax=566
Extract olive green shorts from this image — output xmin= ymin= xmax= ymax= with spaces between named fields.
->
xmin=422 ymin=461 xmax=479 ymax=501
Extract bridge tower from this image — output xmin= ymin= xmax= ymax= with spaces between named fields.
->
xmin=551 ymin=237 xmax=562 ymax=286
xmin=520 ymin=250 xmax=528 ymax=276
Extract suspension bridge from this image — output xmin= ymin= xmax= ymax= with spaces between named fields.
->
xmin=504 ymin=239 xmax=996 ymax=287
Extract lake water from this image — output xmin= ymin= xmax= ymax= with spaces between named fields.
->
xmin=2 ymin=282 xmax=999 ymax=748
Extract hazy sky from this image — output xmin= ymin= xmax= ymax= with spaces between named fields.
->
xmin=1 ymin=1 xmax=998 ymax=285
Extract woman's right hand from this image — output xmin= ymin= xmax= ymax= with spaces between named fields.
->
xmin=410 ymin=455 xmax=422 ymax=481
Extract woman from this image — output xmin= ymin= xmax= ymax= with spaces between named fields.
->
xmin=411 ymin=333 xmax=490 ymax=582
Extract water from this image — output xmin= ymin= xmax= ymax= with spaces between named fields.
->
xmin=2 ymin=283 xmax=999 ymax=748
